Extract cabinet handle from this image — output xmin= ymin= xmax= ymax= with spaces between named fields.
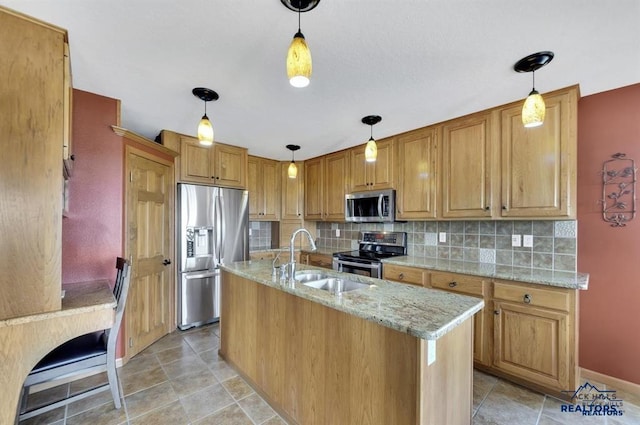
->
xmin=449 ymin=281 xmax=457 ymax=288
xmin=70 ymin=154 xmax=75 ymax=161
xmin=398 ymin=273 xmax=404 ymax=280
xmin=216 ymin=176 xmax=220 ymax=180
xmin=162 ymin=259 xmax=171 ymax=266
xmin=484 ymin=206 xmax=490 ymax=211
xmin=494 ymin=310 xmax=500 ymax=315
xmin=523 ymin=294 xmax=532 ymax=304
xmin=502 ymin=205 xmax=507 ymax=210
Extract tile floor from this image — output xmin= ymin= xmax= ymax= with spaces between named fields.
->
xmin=21 ymin=323 xmax=640 ymax=425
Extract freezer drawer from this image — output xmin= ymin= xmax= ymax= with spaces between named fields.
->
xmin=178 ymin=270 xmax=220 ymax=330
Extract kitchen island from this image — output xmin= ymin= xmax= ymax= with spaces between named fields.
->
xmin=220 ymin=261 xmax=484 ymax=425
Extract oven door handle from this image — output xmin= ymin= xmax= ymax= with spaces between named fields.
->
xmin=337 ymin=260 xmax=381 ymax=270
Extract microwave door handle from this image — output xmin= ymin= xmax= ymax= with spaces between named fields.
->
xmin=378 ymin=194 xmax=384 ymax=220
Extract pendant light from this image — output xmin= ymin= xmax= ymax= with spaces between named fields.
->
xmin=362 ymin=115 xmax=382 ymax=163
xmin=286 ymin=144 xmax=301 ymax=178
xmin=192 ymin=87 xmax=219 ymax=146
xmin=514 ymin=51 xmax=554 ymax=128
xmin=283 ymin=0 xmax=320 ymax=88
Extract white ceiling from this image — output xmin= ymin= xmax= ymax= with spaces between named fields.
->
xmin=3 ymin=1 xmax=639 ymax=160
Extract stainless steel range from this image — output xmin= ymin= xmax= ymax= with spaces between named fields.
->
xmin=332 ymin=231 xmax=407 ymax=279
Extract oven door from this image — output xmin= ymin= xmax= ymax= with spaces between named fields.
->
xmin=332 ymin=257 xmax=382 ymax=279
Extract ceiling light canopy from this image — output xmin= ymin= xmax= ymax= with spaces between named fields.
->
xmin=192 ymin=87 xmax=219 ymax=146
xmin=286 ymin=144 xmax=301 ymax=179
xmin=362 ymin=115 xmax=382 ymax=163
xmin=283 ymin=0 xmax=319 ymax=88
xmin=514 ymin=51 xmax=554 ymax=128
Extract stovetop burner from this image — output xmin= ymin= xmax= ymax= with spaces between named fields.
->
xmin=334 ymin=231 xmax=407 ymax=262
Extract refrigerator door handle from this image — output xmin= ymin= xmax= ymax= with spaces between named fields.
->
xmin=184 ymin=271 xmax=218 ymax=280
xmin=215 ymin=193 xmax=223 ymax=265
xmin=219 ymin=194 xmax=226 ymax=263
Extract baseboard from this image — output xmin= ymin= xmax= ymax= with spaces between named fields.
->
xmin=581 ymin=367 xmax=640 ymax=397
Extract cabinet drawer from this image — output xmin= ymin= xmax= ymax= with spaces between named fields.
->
xmin=431 ymin=272 xmax=486 ymax=296
xmin=383 ymin=264 xmax=426 ymax=286
xmin=250 ymin=251 xmax=275 ymax=261
xmin=307 ymin=253 xmax=333 ymax=269
xmin=493 ymin=280 xmax=570 ymax=311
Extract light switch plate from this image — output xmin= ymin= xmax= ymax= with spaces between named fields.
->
xmin=439 ymin=232 xmax=447 ymax=243
xmin=512 ymin=234 xmax=521 ymax=247
xmin=523 ymin=234 xmax=533 ymax=247
xmin=335 ymin=229 xmax=340 ymax=237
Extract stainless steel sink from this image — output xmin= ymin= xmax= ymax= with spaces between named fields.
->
xmin=294 ymin=270 xmax=330 ymax=283
xmin=303 ymin=278 xmax=370 ymax=293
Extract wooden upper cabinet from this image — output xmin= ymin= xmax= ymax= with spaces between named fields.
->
xmin=63 ymin=42 xmax=73 ymax=165
xmin=1 ymin=7 xmax=67 ymax=319
xmin=180 ymin=136 xmax=247 ymax=189
xmin=441 ymin=111 xmax=494 ymax=219
xmin=350 ymin=138 xmax=395 ymax=192
xmin=304 ymin=156 xmax=324 ymax=220
xmin=500 ymin=87 xmax=577 ymax=218
xmin=324 ymin=150 xmax=349 ymax=221
xmin=248 ymin=156 xmax=280 ymax=220
xmin=396 ymin=127 xmax=438 ymax=220
xmin=281 ymin=161 xmax=304 ymax=220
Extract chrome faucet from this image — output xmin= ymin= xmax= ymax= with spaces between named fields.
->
xmin=287 ymin=228 xmax=317 ymax=282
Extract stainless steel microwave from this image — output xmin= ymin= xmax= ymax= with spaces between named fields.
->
xmin=345 ymin=189 xmax=395 ymax=223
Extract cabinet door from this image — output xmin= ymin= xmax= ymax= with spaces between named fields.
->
xmin=396 ymin=128 xmax=437 ymax=219
xmin=324 ymin=151 xmax=349 ymax=221
xmin=282 ymin=162 xmax=304 ymax=220
xmin=247 ymin=157 xmax=261 ymax=219
xmin=441 ymin=111 xmax=494 ymax=218
xmin=349 ymin=148 xmax=369 ymax=192
xmin=370 ymin=138 xmax=395 ymax=190
xmin=180 ymin=136 xmax=214 ymax=184
xmin=493 ymin=300 xmax=570 ymax=391
xmin=214 ymin=144 xmax=247 ymax=189
xmin=307 ymin=253 xmax=333 ymax=269
xmin=261 ymin=159 xmax=279 ymax=220
xmin=304 ymin=157 xmax=324 ymax=220
xmin=349 ymin=138 xmax=395 ymax=191
xmin=500 ymin=88 xmax=577 ymax=218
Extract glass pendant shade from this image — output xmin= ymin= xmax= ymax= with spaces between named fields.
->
xmin=522 ymin=89 xmax=545 ymax=128
xmin=287 ymin=32 xmax=312 ymax=88
xmin=197 ymin=114 xmax=214 ymax=146
xmin=288 ymin=161 xmax=298 ymax=179
xmin=365 ymin=138 xmax=378 ymax=162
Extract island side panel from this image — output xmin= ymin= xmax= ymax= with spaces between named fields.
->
xmin=419 ymin=318 xmax=473 ymax=425
xmin=220 ymin=271 xmax=419 ymax=425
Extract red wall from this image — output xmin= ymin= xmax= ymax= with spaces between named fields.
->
xmin=578 ymin=83 xmax=640 ymax=384
xmin=62 ymin=90 xmax=123 ymax=284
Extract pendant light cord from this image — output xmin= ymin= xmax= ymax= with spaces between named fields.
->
xmin=532 ymin=70 xmax=536 ymax=91
xmin=298 ymin=5 xmax=301 ymax=32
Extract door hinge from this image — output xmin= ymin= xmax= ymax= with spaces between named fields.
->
xmin=129 ymin=171 xmax=133 ymax=182
xmin=129 ymin=337 xmax=133 ymax=348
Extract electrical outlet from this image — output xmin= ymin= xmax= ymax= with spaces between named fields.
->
xmin=511 ymin=234 xmax=521 ymax=247
xmin=335 ymin=229 xmax=340 ymax=237
xmin=439 ymin=232 xmax=447 ymax=243
xmin=248 ymin=228 xmax=252 ymax=236
xmin=523 ymin=234 xmax=533 ymax=247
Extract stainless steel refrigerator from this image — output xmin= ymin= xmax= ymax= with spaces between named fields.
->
xmin=177 ymin=183 xmax=249 ymax=330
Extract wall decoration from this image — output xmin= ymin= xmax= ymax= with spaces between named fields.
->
xmin=602 ymin=153 xmax=636 ymax=227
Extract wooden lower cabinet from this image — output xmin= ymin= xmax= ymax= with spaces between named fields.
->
xmin=220 ymin=271 xmax=473 ymax=425
xmin=430 ymin=272 xmax=491 ymax=367
xmin=381 ymin=265 xmax=580 ymax=398
xmin=491 ymin=280 xmax=578 ymax=396
xmin=301 ymin=252 xmax=333 ymax=269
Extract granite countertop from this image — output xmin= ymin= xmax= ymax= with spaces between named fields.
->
xmin=383 ymin=256 xmax=589 ymax=290
xmin=0 ymin=279 xmax=115 ymax=327
xmin=221 ymin=260 xmax=484 ymax=341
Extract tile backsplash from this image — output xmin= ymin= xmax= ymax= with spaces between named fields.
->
xmin=248 ymin=221 xmax=272 ymax=250
xmin=315 ymin=220 xmax=578 ymax=273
